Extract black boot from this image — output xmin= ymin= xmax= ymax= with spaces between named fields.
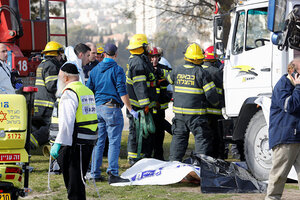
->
xmin=108 ymin=171 xmax=130 ymax=185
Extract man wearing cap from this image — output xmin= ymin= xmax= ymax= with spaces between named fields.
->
xmin=96 ymin=46 xmax=104 ymax=62
xmin=31 ymin=41 xmax=65 ymax=149
xmin=50 ymin=62 xmax=98 ymax=200
xmin=86 ymin=43 xmax=137 ymax=184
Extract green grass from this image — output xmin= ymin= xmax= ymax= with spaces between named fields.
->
xmin=22 ymin=132 xmax=237 ymax=199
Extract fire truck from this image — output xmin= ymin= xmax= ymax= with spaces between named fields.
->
xmin=214 ymin=0 xmax=299 ymax=181
xmin=0 ymin=0 xmax=67 ymax=86
xmin=0 ymin=0 xmax=67 ymax=199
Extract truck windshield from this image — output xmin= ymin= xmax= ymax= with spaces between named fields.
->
xmin=246 ymin=8 xmax=270 ymax=50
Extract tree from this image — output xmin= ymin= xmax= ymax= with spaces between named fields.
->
xmin=119 ymin=0 xmax=236 ymax=46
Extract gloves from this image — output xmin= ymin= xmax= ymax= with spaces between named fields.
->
xmin=144 ymin=105 xmax=149 ymax=115
xmin=50 ymin=143 xmax=61 ymax=159
xmin=130 ymin=109 xmax=139 ymax=119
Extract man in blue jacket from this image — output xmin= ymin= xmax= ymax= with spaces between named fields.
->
xmin=266 ymin=58 xmax=300 ymax=200
xmin=86 ymin=43 xmax=138 ymax=185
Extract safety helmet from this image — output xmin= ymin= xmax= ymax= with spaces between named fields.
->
xmin=156 ymin=47 xmax=163 ymax=56
xmin=127 ymin=34 xmax=148 ymax=50
xmin=148 ymin=47 xmax=160 ymax=56
xmin=42 ymin=41 xmax=64 ymax=56
xmin=184 ymin=43 xmax=204 ymax=60
xmin=97 ymin=46 xmax=104 ymax=54
xmin=204 ymin=46 xmax=216 ymax=60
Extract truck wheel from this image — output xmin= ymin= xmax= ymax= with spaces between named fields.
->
xmin=244 ymin=110 xmax=272 ymax=181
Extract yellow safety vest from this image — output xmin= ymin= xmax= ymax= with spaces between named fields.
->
xmin=64 ymin=81 xmax=98 ymax=145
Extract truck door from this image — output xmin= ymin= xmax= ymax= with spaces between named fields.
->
xmin=224 ymin=4 xmax=272 ymax=116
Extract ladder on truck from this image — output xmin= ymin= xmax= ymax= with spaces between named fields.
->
xmin=45 ymin=0 xmax=68 ymax=46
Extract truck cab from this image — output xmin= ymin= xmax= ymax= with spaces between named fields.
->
xmin=215 ymin=0 xmax=300 ymax=181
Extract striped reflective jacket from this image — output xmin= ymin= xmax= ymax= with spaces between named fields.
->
xmin=155 ymin=63 xmax=172 ymax=110
xmin=34 ymin=57 xmax=61 ymax=117
xmin=162 ymin=62 xmax=219 ymax=115
xmin=202 ymin=61 xmax=224 ymax=115
xmin=126 ymin=54 xmax=158 ymax=109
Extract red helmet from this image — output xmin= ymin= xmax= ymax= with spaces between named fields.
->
xmin=148 ymin=47 xmax=160 ymax=56
xmin=204 ymin=46 xmax=216 ymax=60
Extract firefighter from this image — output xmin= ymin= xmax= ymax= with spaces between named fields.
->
xmin=31 ymin=41 xmax=64 ymax=149
xmin=148 ymin=46 xmax=172 ymax=160
xmin=202 ymin=45 xmax=226 ymax=158
xmin=96 ymin=46 xmax=104 ymax=62
xmin=126 ymin=34 xmax=158 ymax=165
xmin=159 ymin=43 xmax=219 ymax=161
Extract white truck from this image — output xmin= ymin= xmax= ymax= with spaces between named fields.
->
xmin=214 ymin=0 xmax=300 ymax=181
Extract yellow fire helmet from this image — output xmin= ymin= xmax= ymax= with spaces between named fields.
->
xmin=184 ymin=43 xmax=204 ymax=60
xmin=42 ymin=41 xmax=64 ymax=56
xmin=97 ymin=46 xmax=104 ymax=54
xmin=127 ymin=34 xmax=148 ymax=50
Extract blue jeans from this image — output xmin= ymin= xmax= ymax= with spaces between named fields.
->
xmin=91 ymin=105 xmax=124 ymax=177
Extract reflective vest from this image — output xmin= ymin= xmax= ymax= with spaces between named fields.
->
xmin=162 ymin=62 xmax=219 ymax=115
xmin=34 ymin=57 xmax=61 ymax=116
xmin=126 ymin=54 xmax=158 ymax=109
xmin=64 ymin=81 xmax=98 ymax=145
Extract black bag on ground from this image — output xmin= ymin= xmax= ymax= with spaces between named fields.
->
xmin=190 ymin=154 xmax=267 ymax=193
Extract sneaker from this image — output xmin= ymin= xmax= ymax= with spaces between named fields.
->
xmin=108 ymin=172 xmax=130 ymax=186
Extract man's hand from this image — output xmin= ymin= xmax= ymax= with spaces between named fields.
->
xmin=130 ymin=109 xmax=139 ymax=119
xmin=294 ymin=74 xmax=300 ymax=85
xmin=50 ymin=143 xmax=61 ymax=159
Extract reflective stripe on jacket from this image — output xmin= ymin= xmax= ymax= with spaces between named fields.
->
xmin=34 ymin=57 xmax=61 ymax=116
xmin=126 ymin=54 xmax=158 ymax=109
xmin=202 ymin=61 xmax=224 ymax=115
xmin=162 ymin=62 xmax=219 ymax=115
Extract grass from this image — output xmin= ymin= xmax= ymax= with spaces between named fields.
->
xmin=21 ymin=132 xmax=242 ymax=199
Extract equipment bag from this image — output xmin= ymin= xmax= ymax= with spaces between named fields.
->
xmin=189 ymin=154 xmax=267 ymax=193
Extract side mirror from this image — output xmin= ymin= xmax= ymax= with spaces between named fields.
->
xmin=215 ymin=42 xmax=225 ymax=57
xmin=214 ymin=17 xmax=224 ymax=40
xmin=267 ymin=0 xmax=287 ymax=32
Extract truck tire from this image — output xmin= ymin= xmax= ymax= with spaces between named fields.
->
xmin=244 ymin=110 xmax=272 ymax=181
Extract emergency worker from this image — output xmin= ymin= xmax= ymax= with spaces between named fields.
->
xmin=96 ymin=46 xmax=104 ymax=62
xmin=31 ymin=41 xmax=64 ymax=149
xmin=202 ymin=45 xmax=225 ymax=158
xmin=148 ymin=46 xmax=172 ymax=160
xmin=126 ymin=34 xmax=158 ymax=165
xmin=50 ymin=62 xmax=98 ymax=200
xmin=160 ymin=43 xmax=219 ymax=161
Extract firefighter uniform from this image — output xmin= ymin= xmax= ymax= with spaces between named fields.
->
xmin=202 ymin=60 xmax=225 ymax=158
xmin=126 ymin=53 xmax=158 ymax=161
xmin=31 ymin=56 xmax=62 ymax=148
xmin=163 ymin=61 xmax=219 ymax=161
xmin=160 ymin=43 xmax=219 ymax=161
xmin=151 ymin=63 xmax=172 ymax=160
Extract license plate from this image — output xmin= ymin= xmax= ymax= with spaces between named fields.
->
xmin=0 ymin=193 xmax=11 ymax=200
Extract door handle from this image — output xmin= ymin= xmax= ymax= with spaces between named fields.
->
xmin=261 ymin=68 xmax=270 ymax=72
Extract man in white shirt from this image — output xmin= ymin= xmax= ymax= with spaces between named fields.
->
xmin=64 ymin=43 xmax=91 ymax=84
xmin=50 ymin=62 xmax=98 ymax=200
xmin=0 ymin=43 xmax=15 ymax=94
